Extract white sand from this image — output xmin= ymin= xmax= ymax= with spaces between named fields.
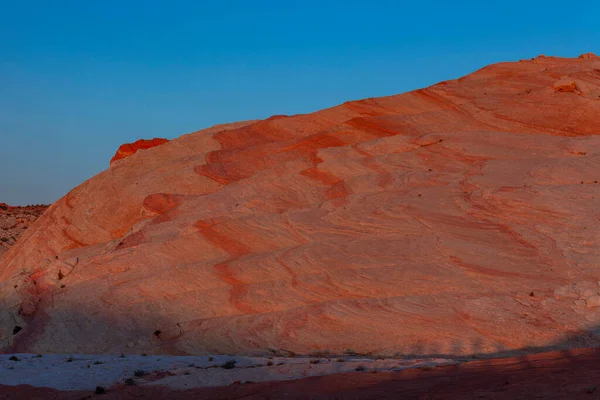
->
xmin=0 ymin=353 xmax=460 ymax=391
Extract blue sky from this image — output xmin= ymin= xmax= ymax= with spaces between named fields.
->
xmin=1 ymin=0 xmax=598 ymax=204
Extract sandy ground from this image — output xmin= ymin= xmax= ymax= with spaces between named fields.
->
xmin=5 ymin=56 xmax=600 ymax=358
xmin=1 ymin=348 xmax=600 ymax=399
xmin=0 ymin=353 xmax=458 ymax=391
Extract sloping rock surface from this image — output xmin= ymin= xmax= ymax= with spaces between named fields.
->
xmin=1 ymin=55 xmax=600 ymax=356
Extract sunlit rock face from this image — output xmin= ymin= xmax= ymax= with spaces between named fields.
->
xmin=1 ymin=55 xmax=600 ymax=356
xmin=110 ymin=138 xmax=170 ymax=165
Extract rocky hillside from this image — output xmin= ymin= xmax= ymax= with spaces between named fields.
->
xmin=1 ymin=54 xmax=600 ymax=356
xmin=0 ymin=204 xmax=48 ymax=258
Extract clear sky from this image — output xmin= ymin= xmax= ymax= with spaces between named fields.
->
xmin=1 ymin=0 xmax=598 ymax=205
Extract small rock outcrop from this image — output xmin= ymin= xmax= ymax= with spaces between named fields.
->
xmin=110 ymin=138 xmax=169 ymax=165
xmin=0 ymin=204 xmax=48 ymax=257
xmin=552 ymin=77 xmax=579 ymax=93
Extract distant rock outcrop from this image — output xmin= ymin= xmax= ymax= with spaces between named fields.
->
xmin=0 ymin=204 xmax=48 ymax=258
xmin=1 ymin=55 xmax=600 ymax=357
xmin=110 ymin=138 xmax=169 ymax=165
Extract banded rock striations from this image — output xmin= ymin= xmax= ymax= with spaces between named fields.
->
xmin=1 ymin=55 xmax=600 ymax=356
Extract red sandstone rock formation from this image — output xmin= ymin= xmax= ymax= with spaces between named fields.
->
xmin=110 ymin=138 xmax=169 ymax=165
xmin=1 ymin=55 xmax=600 ymax=356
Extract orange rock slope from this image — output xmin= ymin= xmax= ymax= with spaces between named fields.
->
xmin=1 ymin=54 xmax=600 ymax=356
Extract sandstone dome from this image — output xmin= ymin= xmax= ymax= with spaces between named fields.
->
xmin=2 ymin=54 xmax=600 ymax=356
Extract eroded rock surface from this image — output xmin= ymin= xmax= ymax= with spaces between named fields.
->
xmin=1 ymin=55 xmax=600 ymax=356
xmin=110 ymin=138 xmax=169 ymax=165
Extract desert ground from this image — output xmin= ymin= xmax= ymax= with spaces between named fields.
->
xmin=1 ymin=349 xmax=599 ymax=398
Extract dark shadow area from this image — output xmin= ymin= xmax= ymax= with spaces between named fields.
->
xmin=381 ymin=326 xmax=600 ymax=362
